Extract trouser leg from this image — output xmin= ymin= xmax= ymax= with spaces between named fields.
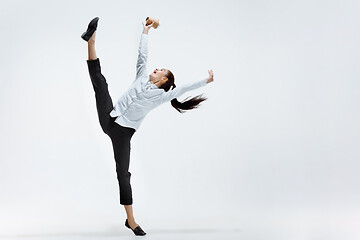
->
xmin=87 ymin=58 xmax=114 ymax=135
xmin=109 ymin=126 xmax=135 ymax=205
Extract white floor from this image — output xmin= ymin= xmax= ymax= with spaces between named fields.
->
xmin=0 ymin=230 xmax=242 ymax=240
xmin=1 ymin=225 xmax=359 ymax=240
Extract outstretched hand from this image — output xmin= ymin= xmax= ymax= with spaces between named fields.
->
xmin=142 ymin=21 xmax=154 ymax=34
xmin=206 ymin=70 xmax=214 ymax=84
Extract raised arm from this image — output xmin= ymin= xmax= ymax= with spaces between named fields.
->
xmin=135 ymin=33 xmax=149 ymax=78
xmin=160 ymin=78 xmax=208 ymax=103
xmin=135 ymin=21 xmax=155 ymax=79
xmin=160 ymin=70 xmax=214 ymax=102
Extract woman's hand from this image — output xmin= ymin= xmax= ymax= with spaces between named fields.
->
xmin=142 ymin=21 xmax=154 ymax=34
xmin=206 ymin=70 xmax=214 ymax=84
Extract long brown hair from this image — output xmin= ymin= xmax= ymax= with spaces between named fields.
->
xmin=159 ymin=70 xmax=207 ymax=113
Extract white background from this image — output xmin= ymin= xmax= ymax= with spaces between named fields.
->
xmin=0 ymin=0 xmax=359 ymax=239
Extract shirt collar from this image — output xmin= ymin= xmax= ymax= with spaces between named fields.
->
xmin=146 ymin=79 xmax=159 ymax=89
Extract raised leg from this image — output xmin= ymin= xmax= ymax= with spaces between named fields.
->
xmin=88 ymin=31 xmax=97 ymax=60
xmin=87 ymin=31 xmax=114 ymax=135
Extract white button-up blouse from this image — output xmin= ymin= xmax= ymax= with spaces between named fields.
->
xmin=110 ymin=33 xmax=208 ymax=131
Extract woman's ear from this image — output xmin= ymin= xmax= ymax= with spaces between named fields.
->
xmin=161 ymin=77 xmax=168 ymax=84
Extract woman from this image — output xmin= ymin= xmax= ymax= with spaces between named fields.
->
xmin=81 ymin=17 xmax=214 ymax=236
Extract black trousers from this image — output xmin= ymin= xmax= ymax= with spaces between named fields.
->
xmin=87 ymin=58 xmax=136 ymax=205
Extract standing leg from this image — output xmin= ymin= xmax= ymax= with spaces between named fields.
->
xmin=125 ymin=205 xmax=139 ymax=230
xmin=87 ymin=31 xmax=114 ymax=135
xmin=109 ymin=126 xmax=140 ymax=230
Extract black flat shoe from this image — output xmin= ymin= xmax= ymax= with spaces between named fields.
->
xmin=81 ymin=17 xmax=99 ymax=41
xmin=125 ymin=219 xmax=146 ymax=236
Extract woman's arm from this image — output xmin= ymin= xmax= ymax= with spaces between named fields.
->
xmin=160 ymin=78 xmax=208 ymax=103
xmin=134 ymin=21 xmax=155 ymax=80
xmin=160 ymin=70 xmax=214 ymax=102
xmin=135 ymin=33 xmax=149 ymax=79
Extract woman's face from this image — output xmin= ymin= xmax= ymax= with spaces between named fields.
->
xmin=151 ymin=68 xmax=167 ymax=78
